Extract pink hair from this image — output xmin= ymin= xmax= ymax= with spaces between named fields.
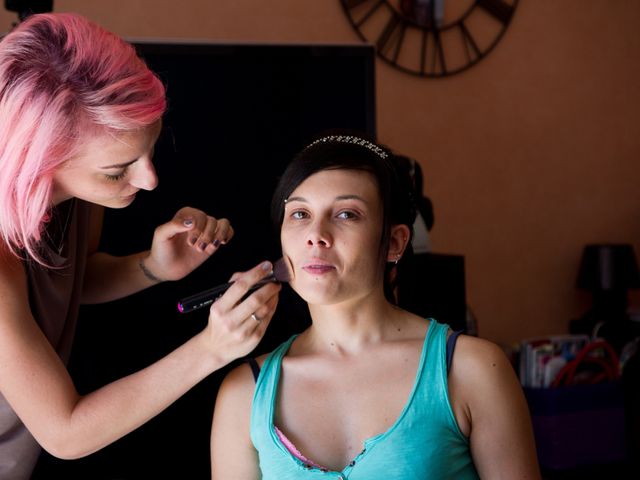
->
xmin=0 ymin=13 xmax=166 ymax=264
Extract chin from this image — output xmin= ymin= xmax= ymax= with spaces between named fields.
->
xmin=117 ymin=194 xmax=137 ymax=207
xmin=293 ymin=283 xmax=344 ymax=306
xmin=97 ymin=196 xmax=136 ymax=209
xmin=291 ymin=282 xmax=322 ymax=303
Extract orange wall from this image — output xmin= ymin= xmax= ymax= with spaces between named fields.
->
xmin=3 ymin=1 xmax=639 ymax=346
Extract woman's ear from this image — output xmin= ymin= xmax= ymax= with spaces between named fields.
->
xmin=387 ymin=224 xmax=411 ymax=263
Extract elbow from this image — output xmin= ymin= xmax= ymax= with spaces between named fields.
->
xmin=25 ymin=397 xmax=108 ymax=460
xmin=36 ymin=431 xmax=99 ymax=460
xmin=40 ymin=439 xmax=91 ymax=460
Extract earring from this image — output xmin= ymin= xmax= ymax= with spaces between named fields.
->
xmin=394 ymin=254 xmax=401 ymax=265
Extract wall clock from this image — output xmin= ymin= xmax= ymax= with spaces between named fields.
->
xmin=340 ymin=0 xmax=519 ymax=78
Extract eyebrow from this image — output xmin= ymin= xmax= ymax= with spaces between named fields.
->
xmin=286 ymin=194 xmax=368 ymax=204
xmin=99 ymin=159 xmax=138 ymax=170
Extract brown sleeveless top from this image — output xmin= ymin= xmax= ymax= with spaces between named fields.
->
xmin=0 ymin=199 xmax=92 ymax=479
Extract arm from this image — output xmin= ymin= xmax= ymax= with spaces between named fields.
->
xmin=448 ymin=336 xmax=541 ymax=480
xmin=0 ymin=243 xmax=279 ymax=460
xmin=82 ymin=205 xmax=234 ymax=304
xmin=211 ymin=363 xmax=261 ymax=479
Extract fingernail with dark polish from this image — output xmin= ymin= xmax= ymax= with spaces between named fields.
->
xmin=199 ymin=241 xmax=208 ymax=250
xmin=189 ymin=236 xmax=197 ymax=245
xmin=213 ymin=239 xmax=220 ymax=247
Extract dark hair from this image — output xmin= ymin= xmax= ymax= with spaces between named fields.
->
xmin=271 ymin=131 xmax=416 ymax=302
xmin=394 ymin=154 xmax=434 ymax=231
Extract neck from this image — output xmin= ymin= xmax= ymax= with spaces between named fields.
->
xmin=302 ymin=291 xmax=403 ymax=355
xmin=52 ymin=190 xmax=72 ymax=206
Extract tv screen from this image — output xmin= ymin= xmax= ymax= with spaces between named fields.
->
xmin=33 ymin=42 xmax=375 ymax=479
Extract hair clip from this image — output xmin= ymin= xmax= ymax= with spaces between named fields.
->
xmin=306 ymin=135 xmax=388 ymax=159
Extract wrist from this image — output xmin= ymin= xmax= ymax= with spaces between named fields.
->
xmin=192 ymin=329 xmax=230 ymax=374
xmin=138 ymin=256 xmax=164 ymax=284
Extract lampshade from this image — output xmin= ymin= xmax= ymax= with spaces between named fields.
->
xmin=577 ymin=244 xmax=640 ymax=291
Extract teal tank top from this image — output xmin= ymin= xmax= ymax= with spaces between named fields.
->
xmin=250 ymin=320 xmax=480 ymax=479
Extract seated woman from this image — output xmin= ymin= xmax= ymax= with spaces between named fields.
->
xmin=210 ymin=133 xmax=541 ymax=479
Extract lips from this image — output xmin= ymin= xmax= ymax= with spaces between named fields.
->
xmin=301 ymin=259 xmax=336 ymax=275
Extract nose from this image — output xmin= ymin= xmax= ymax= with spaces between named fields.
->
xmin=129 ymin=157 xmax=158 ymax=191
xmin=306 ymin=217 xmax=332 ymax=248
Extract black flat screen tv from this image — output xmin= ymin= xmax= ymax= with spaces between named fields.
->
xmin=32 ymin=42 xmax=375 ymax=479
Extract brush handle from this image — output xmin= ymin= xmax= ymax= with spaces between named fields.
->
xmin=177 ymin=276 xmax=277 ymax=314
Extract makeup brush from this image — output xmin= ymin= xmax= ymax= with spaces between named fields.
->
xmin=177 ymin=258 xmax=291 ymax=314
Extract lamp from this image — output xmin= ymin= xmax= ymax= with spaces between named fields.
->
xmin=577 ymin=244 xmax=640 ymax=292
xmin=572 ymin=243 xmax=640 ymax=350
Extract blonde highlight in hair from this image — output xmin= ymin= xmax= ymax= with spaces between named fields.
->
xmin=0 ymin=13 xmax=166 ymax=264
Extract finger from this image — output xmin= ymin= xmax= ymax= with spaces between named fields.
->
xmin=245 ymin=289 xmax=279 ymax=336
xmin=249 ymin=290 xmax=279 ymax=326
xmin=154 ymin=206 xmax=212 ymax=244
xmin=228 ymin=271 xmax=242 ymax=282
xmin=236 ymin=282 xmax=281 ymax=329
xmin=174 ymin=206 xmax=206 ymax=230
xmin=215 ymin=261 xmax=277 ymax=313
xmin=175 ymin=208 xmax=218 ymax=251
xmin=202 ymin=218 xmax=232 ymax=254
xmin=153 ymin=211 xmax=197 ymax=241
xmin=217 ymin=220 xmax=234 ymax=245
xmin=247 ymin=288 xmax=279 ymax=324
xmin=206 ymin=279 xmax=279 ymax=347
xmin=192 ymin=215 xmax=218 ymax=252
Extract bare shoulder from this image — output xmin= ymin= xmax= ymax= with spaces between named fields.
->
xmin=215 ymin=352 xmax=271 ymax=409
xmin=450 ymin=334 xmax=515 ymax=385
xmin=448 ymin=335 xmax=523 ymax=429
xmin=211 ymin=355 xmax=266 ymax=478
xmin=450 ymin=335 xmax=541 ymax=478
xmin=212 ymin=360 xmax=259 ymax=449
xmin=217 ymin=360 xmax=258 ymax=401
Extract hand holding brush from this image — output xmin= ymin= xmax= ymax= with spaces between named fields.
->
xmin=178 ymin=257 xmax=291 ymax=314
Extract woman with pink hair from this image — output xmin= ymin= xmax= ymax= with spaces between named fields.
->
xmin=0 ymin=13 xmax=280 ymax=478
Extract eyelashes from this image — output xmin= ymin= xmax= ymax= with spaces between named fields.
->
xmin=336 ymin=210 xmax=358 ymax=220
xmin=105 ymin=169 xmax=128 ymax=182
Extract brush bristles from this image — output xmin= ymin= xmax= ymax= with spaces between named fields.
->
xmin=272 ymin=257 xmax=292 ymax=283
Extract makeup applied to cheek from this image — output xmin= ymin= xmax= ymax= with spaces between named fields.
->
xmin=282 ymin=255 xmax=295 ymax=282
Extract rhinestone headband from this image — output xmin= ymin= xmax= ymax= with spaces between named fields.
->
xmin=306 ymin=135 xmax=389 ymax=159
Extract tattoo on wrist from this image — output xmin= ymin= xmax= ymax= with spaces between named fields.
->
xmin=139 ymin=258 xmax=163 ymax=283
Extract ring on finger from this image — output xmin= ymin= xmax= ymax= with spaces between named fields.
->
xmin=251 ymin=313 xmax=261 ymax=323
